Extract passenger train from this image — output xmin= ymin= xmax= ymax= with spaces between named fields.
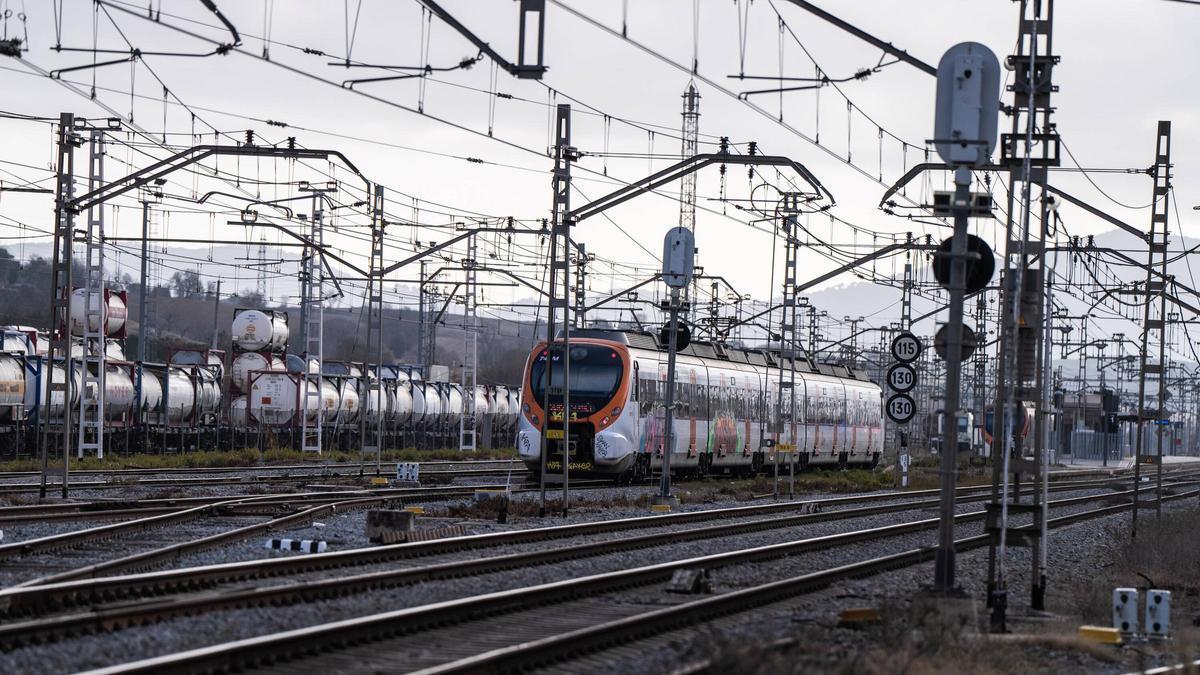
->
xmin=517 ymin=330 xmax=884 ymax=481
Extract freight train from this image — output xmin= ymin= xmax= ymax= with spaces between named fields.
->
xmin=0 ymin=302 xmax=520 ymax=457
xmin=517 ymin=329 xmax=884 ymax=481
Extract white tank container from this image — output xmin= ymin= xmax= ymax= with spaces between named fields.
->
xmin=103 ymin=364 xmax=136 ymax=420
xmin=392 ymin=381 xmax=413 ymax=428
xmin=1 ymin=331 xmax=34 ymax=356
xmin=230 ymin=395 xmax=248 ymax=427
xmin=415 ymin=382 xmax=437 ymax=427
xmin=0 ymin=354 xmax=25 ymax=422
xmin=444 ymin=385 xmax=463 ymax=429
xmin=69 ymin=289 xmax=125 ymax=336
xmin=206 ymin=352 xmax=225 ymax=381
xmin=363 ymin=375 xmax=385 ymax=425
xmin=336 ymin=379 xmax=360 ymax=424
xmin=492 ymin=386 xmax=512 ymax=430
xmin=24 ymin=359 xmax=80 ymax=420
xmin=231 ymin=310 xmax=288 ymax=352
xmin=195 ymin=368 xmax=221 ymax=417
xmin=316 ymin=378 xmax=340 ymax=424
xmin=473 ymin=385 xmax=491 ymax=422
xmin=105 ymin=339 xmax=125 ymax=361
xmin=249 ymin=372 xmax=298 ymax=426
xmin=507 ymin=389 xmax=520 ymax=429
xmin=230 ymin=352 xmax=285 ymax=392
xmin=136 ymin=368 xmax=163 ymax=414
xmin=163 ymin=368 xmax=197 ymax=424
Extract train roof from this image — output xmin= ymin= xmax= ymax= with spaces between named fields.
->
xmin=558 ymin=329 xmax=873 ymax=384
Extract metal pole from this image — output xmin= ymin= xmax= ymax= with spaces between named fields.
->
xmin=211 ymin=279 xmax=221 ymax=349
xmin=135 ymin=200 xmax=150 ymax=449
xmin=659 ymin=288 xmax=681 ymax=503
xmin=933 ymin=166 xmax=972 ymax=593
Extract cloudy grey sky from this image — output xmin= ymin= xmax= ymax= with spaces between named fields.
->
xmin=0 ymin=0 xmax=1196 ymax=345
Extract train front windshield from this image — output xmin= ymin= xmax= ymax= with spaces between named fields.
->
xmin=530 ymin=344 xmax=623 ymax=416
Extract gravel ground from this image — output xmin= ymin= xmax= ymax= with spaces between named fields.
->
xmin=0 ymin=486 xmax=1126 ymax=673
xmin=582 ymin=499 xmax=1200 ymax=675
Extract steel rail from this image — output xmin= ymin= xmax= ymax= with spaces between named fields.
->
xmin=419 ymin=492 xmax=1200 ymax=675
xmin=0 ymin=481 xmax=570 ymax=562
xmin=0 ymin=481 xmax=578 ymax=523
xmin=13 ymin=496 xmax=391 ymax=589
xmin=3 ymin=485 xmax=1174 ymax=654
xmin=0 ymin=475 xmax=1131 ymax=612
xmin=0 ymin=467 xmax=532 ymax=495
xmin=0 ymin=474 xmax=1165 ymax=620
xmin=78 ymin=488 xmax=1196 ymax=675
xmin=0 ymin=458 xmax=521 ymax=479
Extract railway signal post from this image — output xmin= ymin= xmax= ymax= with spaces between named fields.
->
xmin=929 ymin=42 xmax=1001 ymax=596
xmin=656 ymin=227 xmax=695 ymax=508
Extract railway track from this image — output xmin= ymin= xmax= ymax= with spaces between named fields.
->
xmin=0 ymin=473 xmax=1148 ymax=588
xmin=64 ymin=486 xmax=1198 ymax=674
xmin=0 ymin=478 xmax=1182 ymax=651
xmin=0 ymin=467 xmax=530 ymax=496
xmin=0 ymin=479 xmax=561 ymax=526
xmin=0 ymin=458 xmax=521 ymax=480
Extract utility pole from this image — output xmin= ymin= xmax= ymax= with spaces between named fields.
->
xmin=40 ymin=112 xmax=78 ymax=499
xmin=211 ymin=279 xmax=221 ymax=349
xmin=973 ymin=291 xmax=988 ymax=454
xmin=363 ymin=184 xmax=386 ymax=473
xmin=775 ymin=196 xmax=805 ymax=499
xmin=987 ymin=0 xmax=1059 ymax=629
xmin=460 ymin=233 xmax=479 ymax=451
xmin=1133 ymin=121 xmax=1172 ymax=533
xmin=679 ymin=82 xmax=701 ymax=314
xmin=256 ymin=235 xmax=268 ymax=302
xmin=300 ymin=191 xmax=327 ymax=454
xmin=77 ymin=129 xmax=107 ymax=460
xmin=539 ymin=104 xmax=575 ymax=517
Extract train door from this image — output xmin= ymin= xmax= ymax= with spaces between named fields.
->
xmin=683 ymin=359 xmax=709 ymax=468
xmin=818 ymin=381 xmax=835 ymax=461
xmin=836 ymin=381 xmax=850 ymax=459
xmin=795 ymin=373 xmax=810 ymax=462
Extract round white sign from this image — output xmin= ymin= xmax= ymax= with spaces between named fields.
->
xmin=891 ymin=332 xmax=922 ymax=363
xmin=886 ymin=363 xmax=917 ymax=394
xmin=886 ymin=393 xmax=916 ymax=425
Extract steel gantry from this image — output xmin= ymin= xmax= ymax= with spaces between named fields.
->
xmin=362 ymin=184 xmax=386 ymax=472
xmin=773 ymin=194 xmax=808 ymax=497
xmin=1133 ymin=121 xmax=1173 ymax=532
xmin=986 ymin=0 xmax=1059 ymax=628
xmin=300 ymin=195 xmax=327 ymax=454
xmin=77 ymin=129 xmax=107 ymax=460
xmin=39 ymin=113 xmax=80 ymax=499
xmin=459 ymin=234 xmax=480 ymax=452
xmin=539 ymin=103 xmax=576 ymax=516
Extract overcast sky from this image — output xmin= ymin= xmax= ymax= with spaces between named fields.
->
xmin=1 ymin=0 xmax=1196 ymax=345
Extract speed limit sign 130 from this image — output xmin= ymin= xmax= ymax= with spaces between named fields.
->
xmin=886 ymin=363 xmax=917 ymax=393
xmin=886 ymin=393 xmax=916 ymax=425
xmin=891 ymin=332 xmax=922 ymax=363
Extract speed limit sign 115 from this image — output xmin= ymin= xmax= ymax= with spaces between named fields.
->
xmin=886 ymin=394 xmax=916 ymax=425
xmin=886 ymin=363 xmax=916 ymax=393
xmin=891 ymin=332 xmax=922 ymax=363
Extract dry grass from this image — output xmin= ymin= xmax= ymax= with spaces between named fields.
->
xmin=677 ymin=469 xmax=894 ymax=503
xmin=699 ymin=602 xmax=1121 ymax=675
xmin=1066 ymin=508 xmax=1200 ymax=625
